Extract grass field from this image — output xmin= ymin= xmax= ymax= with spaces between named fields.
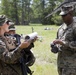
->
xmin=16 ymin=24 xmax=59 ymax=75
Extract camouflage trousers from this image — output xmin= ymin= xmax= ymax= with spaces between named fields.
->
xmin=58 ymin=67 xmax=76 ymax=75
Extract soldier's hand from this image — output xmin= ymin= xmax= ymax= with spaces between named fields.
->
xmin=19 ymin=41 xmax=30 ymax=49
xmin=29 ymin=36 xmax=38 ymax=43
xmin=33 ymin=36 xmax=38 ymax=42
xmin=53 ymin=39 xmax=64 ymax=45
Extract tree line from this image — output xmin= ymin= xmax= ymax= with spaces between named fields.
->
xmin=0 ymin=0 xmax=63 ymax=25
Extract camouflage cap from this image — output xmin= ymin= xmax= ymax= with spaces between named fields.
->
xmin=0 ymin=15 xmax=13 ymax=26
xmin=0 ymin=15 xmax=9 ymax=26
xmin=59 ymin=5 xmax=74 ymax=16
xmin=9 ymin=25 xmax=16 ymax=31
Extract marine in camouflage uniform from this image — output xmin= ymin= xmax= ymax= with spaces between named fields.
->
xmin=51 ymin=5 xmax=76 ymax=75
xmin=7 ymin=24 xmax=36 ymax=75
xmin=0 ymin=15 xmax=31 ymax=75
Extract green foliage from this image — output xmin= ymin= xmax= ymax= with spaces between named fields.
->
xmin=41 ymin=12 xmax=54 ymax=25
xmin=52 ymin=14 xmax=62 ymax=25
xmin=0 ymin=0 xmax=63 ymax=25
xmin=1 ymin=0 xmax=20 ymax=24
xmin=16 ymin=24 xmax=59 ymax=75
xmin=31 ymin=0 xmax=63 ymax=25
xmin=1 ymin=0 xmax=10 ymax=16
xmin=1 ymin=0 xmax=33 ymax=25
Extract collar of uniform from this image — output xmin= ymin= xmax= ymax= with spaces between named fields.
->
xmin=66 ymin=20 xmax=74 ymax=29
xmin=62 ymin=23 xmax=67 ymax=31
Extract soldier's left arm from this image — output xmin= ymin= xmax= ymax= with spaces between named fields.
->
xmin=62 ymin=25 xmax=76 ymax=50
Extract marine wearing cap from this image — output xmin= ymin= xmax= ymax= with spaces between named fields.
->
xmin=60 ymin=5 xmax=74 ymax=16
xmin=9 ymin=25 xmax=16 ymax=31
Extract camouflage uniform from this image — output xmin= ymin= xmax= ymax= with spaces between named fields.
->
xmin=0 ymin=15 xmax=26 ymax=75
xmin=0 ymin=35 xmax=24 ymax=75
xmin=57 ymin=17 xmax=76 ymax=75
xmin=8 ymin=24 xmax=36 ymax=67
xmin=55 ymin=5 xmax=76 ymax=75
xmin=4 ymin=24 xmax=35 ymax=75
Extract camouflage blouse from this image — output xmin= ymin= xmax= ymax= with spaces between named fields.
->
xmin=57 ymin=19 xmax=76 ymax=68
xmin=0 ymin=36 xmax=23 ymax=75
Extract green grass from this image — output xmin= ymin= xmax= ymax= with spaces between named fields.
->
xmin=16 ymin=24 xmax=59 ymax=75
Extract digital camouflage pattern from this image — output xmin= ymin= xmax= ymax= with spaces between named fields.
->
xmin=0 ymin=35 xmax=23 ymax=75
xmin=9 ymin=25 xmax=16 ymax=31
xmin=58 ymin=67 xmax=76 ymax=75
xmin=57 ymin=18 xmax=76 ymax=75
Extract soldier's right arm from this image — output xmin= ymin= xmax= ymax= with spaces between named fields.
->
xmin=0 ymin=40 xmax=30 ymax=64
